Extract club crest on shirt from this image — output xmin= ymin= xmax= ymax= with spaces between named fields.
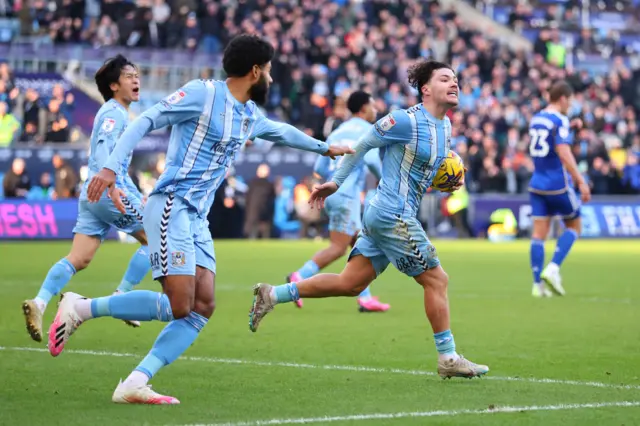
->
xmin=375 ymin=114 xmax=396 ymax=136
xmin=171 ymin=251 xmax=186 ymax=267
xmin=166 ymin=90 xmax=186 ymax=105
xmin=101 ymin=118 xmax=116 ymax=133
xmin=242 ymin=118 xmax=250 ymax=135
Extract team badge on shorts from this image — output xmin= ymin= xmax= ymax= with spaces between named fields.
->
xmin=171 ymin=251 xmax=186 ymax=267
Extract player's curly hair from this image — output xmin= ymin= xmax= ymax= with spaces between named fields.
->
xmin=407 ymin=60 xmax=454 ymax=92
xmin=95 ymin=55 xmax=136 ymax=102
xmin=223 ymin=34 xmax=275 ymax=78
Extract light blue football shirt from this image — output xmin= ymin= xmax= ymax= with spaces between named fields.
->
xmin=104 ymin=79 xmax=328 ymax=217
xmin=332 ymin=104 xmax=451 ymax=217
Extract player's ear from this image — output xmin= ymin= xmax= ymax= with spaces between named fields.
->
xmin=252 ymin=65 xmax=261 ymax=80
xmin=421 ymin=83 xmax=429 ymax=97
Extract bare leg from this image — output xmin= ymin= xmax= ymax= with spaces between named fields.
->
xmin=413 ymin=265 xmax=450 ymax=333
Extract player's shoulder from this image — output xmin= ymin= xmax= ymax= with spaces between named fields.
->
xmin=94 ymin=100 xmax=126 ymax=132
xmin=373 ymin=108 xmax=411 ymax=138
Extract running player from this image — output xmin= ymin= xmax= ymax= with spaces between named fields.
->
xmin=528 ymin=81 xmax=591 ymax=298
xmin=47 ymin=34 xmax=353 ymax=404
xmin=287 ymin=90 xmax=390 ymax=312
xmin=249 ymin=60 xmax=489 ymax=379
xmin=22 ymin=55 xmax=149 ymax=342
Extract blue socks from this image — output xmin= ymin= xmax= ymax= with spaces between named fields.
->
xmin=90 ymin=291 xmax=174 ymax=322
xmin=551 ymin=229 xmax=578 ymax=266
xmin=36 ymin=258 xmax=76 ymax=306
xmin=434 ymin=330 xmax=456 ymax=355
xmin=296 ymin=260 xmax=319 ymax=279
xmin=272 ymin=283 xmax=300 ymax=304
xmin=135 ymin=312 xmax=209 ymax=379
xmin=530 ymin=239 xmax=545 ymax=284
xmin=359 ymin=286 xmax=372 ymax=299
xmin=117 ymin=246 xmax=150 ymax=293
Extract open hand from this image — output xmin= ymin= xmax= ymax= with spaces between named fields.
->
xmin=108 ymin=187 xmax=127 ymax=214
xmin=87 ymin=168 xmax=116 ymax=202
xmin=323 ymin=145 xmax=355 ymax=160
xmin=308 ymin=181 xmax=339 ymax=209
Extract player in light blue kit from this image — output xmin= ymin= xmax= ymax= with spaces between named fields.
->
xmin=47 ymin=35 xmax=352 ymax=404
xmin=528 ymin=81 xmax=591 ymax=298
xmin=286 ymin=91 xmax=390 ymax=312
xmin=250 ymin=61 xmax=489 ymax=379
xmin=22 ymin=55 xmax=150 ymax=342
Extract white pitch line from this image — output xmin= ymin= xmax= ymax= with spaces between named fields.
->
xmin=184 ymin=401 xmax=640 ymax=426
xmin=2 ymin=346 xmax=640 ymax=391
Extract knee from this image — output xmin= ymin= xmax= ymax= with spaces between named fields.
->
xmin=66 ymin=255 xmax=91 ymax=272
xmin=169 ymin=299 xmax=192 ymax=319
xmin=194 ymin=296 xmax=215 ymax=319
xmin=421 ymin=268 xmax=449 ymax=291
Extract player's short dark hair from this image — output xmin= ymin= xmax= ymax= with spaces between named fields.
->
xmin=223 ymin=34 xmax=275 ymax=77
xmin=407 ymin=60 xmax=454 ymax=91
xmin=548 ymin=81 xmax=574 ymax=102
xmin=95 ymin=54 xmax=136 ymax=102
xmin=346 ymin=91 xmax=372 ymax=114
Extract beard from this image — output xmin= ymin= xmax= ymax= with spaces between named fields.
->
xmin=249 ymin=75 xmax=269 ymax=105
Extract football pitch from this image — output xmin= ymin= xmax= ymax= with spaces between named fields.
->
xmin=1 ymin=239 xmax=640 ymax=425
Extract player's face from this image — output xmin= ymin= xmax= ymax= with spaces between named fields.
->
xmin=114 ymin=65 xmax=140 ymax=103
xmin=427 ymin=68 xmax=459 ymax=108
xmin=249 ymin=62 xmax=273 ymax=105
xmin=363 ymin=98 xmax=378 ymax=123
xmin=559 ymin=94 xmax=572 ymax=115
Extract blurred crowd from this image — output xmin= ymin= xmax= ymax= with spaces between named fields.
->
xmin=2 ymin=0 xmax=640 ymax=211
xmin=0 ymin=62 xmax=77 ymax=145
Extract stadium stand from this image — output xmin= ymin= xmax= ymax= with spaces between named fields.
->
xmin=1 ymin=0 xmax=640 ymax=237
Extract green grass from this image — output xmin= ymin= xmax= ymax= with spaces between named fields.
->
xmin=2 ymin=240 xmax=640 ymax=426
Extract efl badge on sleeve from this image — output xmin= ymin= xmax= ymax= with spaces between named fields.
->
xmin=375 ymin=114 xmax=396 ymax=136
xmin=171 ymin=251 xmax=186 ymax=267
xmin=101 ymin=118 xmax=116 ymax=133
xmin=166 ymin=90 xmax=186 ymax=105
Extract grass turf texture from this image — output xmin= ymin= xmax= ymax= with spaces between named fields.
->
xmin=1 ymin=240 xmax=639 ymax=426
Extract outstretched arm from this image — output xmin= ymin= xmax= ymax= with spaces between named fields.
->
xmin=309 ymin=111 xmax=411 ymax=208
xmin=87 ymin=80 xmax=208 ymax=202
xmin=250 ymin=116 xmax=329 ymax=154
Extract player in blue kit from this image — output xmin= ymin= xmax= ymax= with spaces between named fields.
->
xmin=528 ymin=81 xmax=591 ymax=298
xmin=46 ymin=35 xmax=352 ymax=404
xmin=250 ymin=60 xmax=489 ymax=379
xmin=22 ymin=55 xmax=150 ymax=342
xmin=286 ymin=91 xmax=390 ymax=312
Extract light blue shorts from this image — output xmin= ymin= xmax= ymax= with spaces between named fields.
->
xmin=325 ymin=194 xmax=362 ymax=236
xmin=73 ymin=195 xmax=145 ymax=241
xmin=144 ymin=193 xmax=215 ymax=280
xmin=349 ymin=206 xmax=440 ymax=277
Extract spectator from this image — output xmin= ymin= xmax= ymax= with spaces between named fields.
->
xmin=28 ymin=172 xmax=55 ymax=200
xmin=0 ymin=101 xmax=20 ymax=146
xmin=20 ymin=88 xmax=46 ymax=142
xmin=244 ymin=164 xmax=276 ymax=239
xmin=3 ymin=158 xmax=31 ymax=198
xmin=52 ymin=154 xmax=78 ymax=199
xmin=45 ymin=100 xmax=70 ymax=142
